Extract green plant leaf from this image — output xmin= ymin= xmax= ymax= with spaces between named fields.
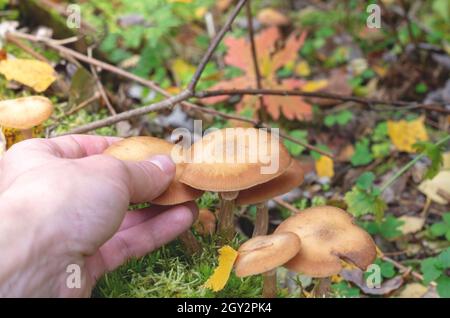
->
xmin=378 ymin=215 xmax=404 ymax=239
xmin=356 ymin=172 xmax=375 ymax=190
xmin=344 ymin=187 xmax=386 ymax=220
xmin=351 ymin=138 xmax=373 ymax=166
xmin=413 ymin=140 xmax=444 ymax=179
xmin=421 ymin=258 xmax=443 ymax=284
xmin=436 ymin=275 xmax=450 ymax=298
xmin=284 ymin=130 xmax=308 ymax=156
xmin=430 ymin=222 xmax=449 ymax=237
xmin=331 ymin=281 xmax=360 ymax=298
xmin=437 ymin=247 xmax=450 ymax=269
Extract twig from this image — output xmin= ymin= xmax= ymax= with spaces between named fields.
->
xmin=187 ymin=0 xmax=247 ymax=93
xmin=195 ymin=89 xmax=449 ymax=114
xmin=64 ymin=92 xmax=101 ymax=117
xmin=273 ymin=197 xmax=301 ymax=214
xmin=59 ymin=90 xmax=192 ymax=135
xmin=381 ymin=255 xmax=436 ymax=287
xmin=87 ymin=46 xmax=116 ymax=115
xmin=245 ymin=0 xmax=267 ymax=122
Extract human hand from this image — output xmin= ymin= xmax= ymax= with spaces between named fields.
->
xmin=0 ymin=135 xmax=198 ymax=297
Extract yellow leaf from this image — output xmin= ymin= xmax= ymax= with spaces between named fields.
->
xmin=387 ymin=117 xmax=428 ymax=153
xmin=204 ymin=245 xmax=238 ymax=292
xmin=295 ymin=61 xmax=311 ymax=77
xmin=315 ymin=156 xmax=334 ymax=178
xmin=171 ymin=58 xmax=195 ymax=84
xmin=302 ymin=79 xmax=328 ymax=92
xmin=331 ymin=274 xmax=342 ymax=283
xmin=195 ymin=7 xmax=207 ymax=19
xmin=0 ymin=59 xmax=56 ymax=92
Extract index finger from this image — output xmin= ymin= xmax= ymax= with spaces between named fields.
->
xmin=9 ymin=135 xmax=121 ymax=159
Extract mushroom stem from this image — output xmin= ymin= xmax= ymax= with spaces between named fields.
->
xmin=20 ymin=128 xmax=33 ymax=140
xmin=311 ymin=278 xmax=332 ymax=298
xmin=252 ymin=202 xmax=269 ymax=237
xmin=262 ymin=269 xmax=277 ymax=298
xmin=178 ymin=230 xmax=201 ymax=255
xmin=218 ymin=191 xmax=238 ymax=241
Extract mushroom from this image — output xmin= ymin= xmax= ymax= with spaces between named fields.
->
xmin=194 ymin=208 xmax=216 ymax=236
xmin=179 ymin=128 xmax=291 ymax=241
xmin=0 ymin=96 xmax=53 ymax=139
xmin=104 ymin=136 xmax=204 ymax=254
xmin=274 ymin=206 xmax=377 ymax=278
xmin=236 ymin=159 xmax=304 ymax=237
xmin=234 ymin=232 xmax=301 ymax=297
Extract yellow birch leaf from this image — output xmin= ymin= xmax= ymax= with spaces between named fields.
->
xmin=315 ymin=156 xmax=334 ymax=178
xmin=302 ymin=79 xmax=328 ymax=92
xmin=0 ymin=59 xmax=56 ymax=92
xmin=295 ymin=61 xmax=311 ymax=77
xmin=204 ymin=245 xmax=238 ymax=292
xmin=387 ymin=117 xmax=428 ymax=153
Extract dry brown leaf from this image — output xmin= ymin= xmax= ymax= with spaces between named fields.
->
xmin=418 ymin=171 xmax=450 ymax=204
xmin=398 ymin=216 xmax=425 ymax=235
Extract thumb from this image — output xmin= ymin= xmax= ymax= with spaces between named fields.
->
xmin=99 ymin=154 xmax=176 ymax=203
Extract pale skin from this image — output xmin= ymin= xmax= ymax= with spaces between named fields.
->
xmin=0 ymin=135 xmax=198 ymax=297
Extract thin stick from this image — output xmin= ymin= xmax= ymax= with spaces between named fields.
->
xmin=59 ymin=90 xmax=192 ymax=135
xmin=245 ymin=0 xmax=267 ymax=122
xmin=64 ymin=92 xmax=100 ymax=117
xmin=195 ymin=89 xmax=448 ymax=114
xmin=187 ymin=0 xmax=248 ymax=93
xmin=87 ymin=47 xmax=116 ymax=115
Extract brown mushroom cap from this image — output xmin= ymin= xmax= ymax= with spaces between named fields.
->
xmin=274 ymin=206 xmax=376 ymax=277
xmin=104 ymin=136 xmax=203 ymax=205
xmin=193 ymin=208 xmax=216 ymax=236
xmin=0 ymin=96 xmax=53 ymax=129
xmin=236 ymin=159 xmax=304 ymax=205
xmin=234 ymin=232 xmax=301 ymax=277
xmin=179 ymin=128 xmax=291 ymax=192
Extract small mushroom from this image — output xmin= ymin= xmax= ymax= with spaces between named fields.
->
xmin=0 ymin=96 xmax=53 ymax=139
xmin=179 ymin=128 xmax=291 ymax=241
xmin=104 ymin=136 xmax=204 ymax=255
xmin=236 ymin=159 xmax=304 ymax=237
xmin=235 ymin=232 xmax=301 ymax=297
xmin=194 ymin=208 xmax=216 ymax=236
xmin=274 ymin=206 xmax=377 ymax=278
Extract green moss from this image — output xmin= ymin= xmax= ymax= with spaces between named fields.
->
xmin=93 ymin=235 xmax=263 ymax=298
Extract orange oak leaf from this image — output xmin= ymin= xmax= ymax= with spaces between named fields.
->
xmin=202 ymin=27 xmax=312 ymax=121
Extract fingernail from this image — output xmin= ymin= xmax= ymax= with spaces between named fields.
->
xmin=148 ymin=155 xmax=175 ymax=175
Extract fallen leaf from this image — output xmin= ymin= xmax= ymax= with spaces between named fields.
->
xmin=315 ymin=155 xmax=334 ymax=178
xmin=295 ymin=61 xmax=311 ymax=77
xmin=341 ymin=268 xmax=404 ymax=295
xmin=171 ymin=58 xmax=196 ymax=86
xmin=396 ymin=283 xmax=429 ymax=298
xmin=418 ymin=170 xmax=450 ymax=204
xmin=0 ymin=58 xmax=56 ymax=92
xmin=387 ymin=116 xmax=429 ymax=153
xmin=202 ymin=27 xmax=312 ymax=121
xmin=257 ymin=8 xmax=290 ymax=27
xmin=302 ymin=79 xmax=328 ymax=92
xmin=204 ymin=245 xmax=238 ymax=292
xmin=443 ymin=152 xmax=450 ymax=169
xmin=398 ymin=215 xmax=425 ymax=234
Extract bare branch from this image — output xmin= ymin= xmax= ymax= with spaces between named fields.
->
xmin=187 ymin=0 xmax=248 ymax=93
xmin=195 ymin=88 xmax=449 ymax=114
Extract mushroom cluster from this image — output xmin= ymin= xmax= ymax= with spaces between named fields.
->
xmin=104 ymin=127 xmax=304 ymax=244
xmin=234 ymin=206 xmax=377 ymax=297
